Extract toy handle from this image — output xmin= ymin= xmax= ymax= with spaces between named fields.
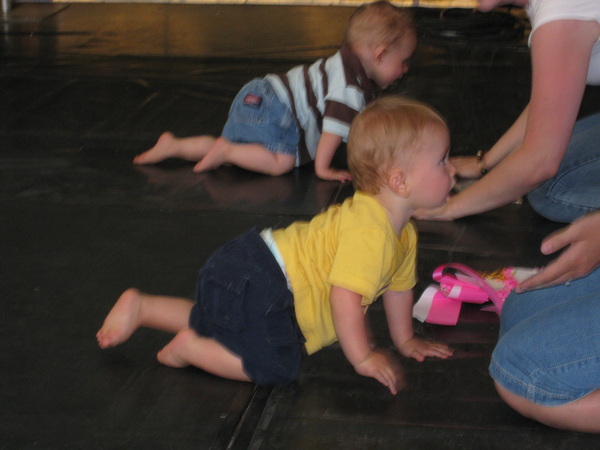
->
xmin=433 ymin=263 xmax=504 ymax=314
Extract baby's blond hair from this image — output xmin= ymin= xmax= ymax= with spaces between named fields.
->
xmin=348 ymin=96 xmax=448 ymax=194
xmin=344 ymin=1 xmax=416 ymax=50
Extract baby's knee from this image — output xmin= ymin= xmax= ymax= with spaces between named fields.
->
xmin=266 ymin=155 xmax=295 ymax=176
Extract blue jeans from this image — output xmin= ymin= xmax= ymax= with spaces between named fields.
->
xmin=527 ymin=112 xmax=600 ymax=223
xmin=489 ymin=268 xmax=600 ymax=406
xmin=222 ymin=78 xmax=300 ymax=158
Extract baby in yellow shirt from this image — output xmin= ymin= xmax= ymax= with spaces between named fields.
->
xmin=97 ymin=96 xmax=456 ymax=394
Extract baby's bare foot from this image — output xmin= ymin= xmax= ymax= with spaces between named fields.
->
xmin=96 ymin=288 xmax=143 ymax=348
xmin=193 ymin=137 xmax=229 ymax=173
xmin=134 ymin=132 xmax=175 ymax=165
xmin=157 ymin=328 xmax=197 ymax=368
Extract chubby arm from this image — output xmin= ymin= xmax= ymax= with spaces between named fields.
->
xmin=314 ymin=132 xmax=351 ymax=182
xmin=517 ymin=210 xmax=600 ymax=292
xmin=383 ymin=289 xmax=452 ymax=362
xmin=417 ymin=20 xmax=597 ymax=220
xmin=329 ymin=285 xmax=403 ymax=394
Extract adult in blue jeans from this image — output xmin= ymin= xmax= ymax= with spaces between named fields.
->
xmin=491 ymin=212 xmax=600 ymax=433
xmin=416 ymin=0 xmax=600 ymax=433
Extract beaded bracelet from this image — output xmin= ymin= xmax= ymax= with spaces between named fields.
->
xmin=476 ymin=150 xmax=488 ymax=175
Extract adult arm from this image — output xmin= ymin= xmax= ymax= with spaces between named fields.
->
xmin=416 ymin=20 xmax=597 ymax=220
xmin=451 ymin=105 xmax=529 ymax=179
xmin=313 ymin=132 xmax=351 ymax=182
xmin=329 ymin=285 xmax=403 ymax=394
xmin=517 ymin=210 xmax=600 ymax=291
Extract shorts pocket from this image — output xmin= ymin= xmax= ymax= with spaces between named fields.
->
xmin=199 ymin=265 xmax=250 ymax=333
xmin=231 ymin=81 xmax=274 ymax=126
xmin=264 ymin=289 xmax=304 ymax=346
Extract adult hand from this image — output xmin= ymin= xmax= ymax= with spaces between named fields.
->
xmin=517 ymin=211 xmax=600 ymax=292
xmin=450 ymin=155 xmax=483 ymax=179
xmin=413 ymin=197 xmax=454 ymax=221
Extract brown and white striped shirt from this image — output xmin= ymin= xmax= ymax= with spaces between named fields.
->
xmin=266 ymin=45 xmax=376 ymax=166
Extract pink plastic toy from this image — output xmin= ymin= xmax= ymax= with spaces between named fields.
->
xmin=413 ymin=263 xmax=539 ymax=326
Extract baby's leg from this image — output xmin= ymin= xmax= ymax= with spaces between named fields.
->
xmin=96 ymin=288 xmax=193 ymax=348
xmin=193 ymin=137 xmax=295 ymax=176
xmin=158 ymin=328 xmax=251 ymax=382
xmin=134 ymin=132 xmax=217 ymax=165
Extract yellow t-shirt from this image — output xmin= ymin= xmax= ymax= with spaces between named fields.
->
xmin=272 ymin=191 xmax=417 ymax=355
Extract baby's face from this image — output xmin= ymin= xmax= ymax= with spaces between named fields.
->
xmin=371 ymin=32 xmax=417 ymax=90
xmin=405 ymin=126 xmax=456 ymax=209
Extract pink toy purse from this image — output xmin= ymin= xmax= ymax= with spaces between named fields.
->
xmin=413 ymin=263 xmax=539 ymax=326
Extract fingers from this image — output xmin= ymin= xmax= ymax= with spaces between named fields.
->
xmin=375 ymin=362 xmax=405 ymax=395
xmin=316 ymin=168 xmax=352 ymax=182
xmin=411 ymin=346 xmax=452 ymax=362
xmin=540 ymin=226 xmax=571 ymax=255
xmin=412 ymin=207 xmax=453 ymax=221
xmin=375 ymin=368 xmax=399 ymax=395
xmin=520 ymin=216 xmax=599 ymax=291
xmin=333 ymin=170 xmax=352 ymax=183
xmin=516 ymin=268 xmax=559 ymax=292
xmin=337 ymin=174 xmax=352 ymax=183
xmin=356 ymin=350 xmax=405 ymax=395
xmin=424 ymin=343 xmax=454 ymax=359
xmin=517 ymin=224 xmax=575 ymax=291
xmin=517 ymin=256 xmax=580 ymax=292
xmin=519 ymin=243 xmax=586 ymax=292
xmin=450 ymin=156 xmax=481 ymax=179
xmin=518 ymin=273 xmax=571 ymax=292
xmin=519 ymin=213 xmax=600 ymax=292
xmin=402 ymin=338 xmax=453 ymax=361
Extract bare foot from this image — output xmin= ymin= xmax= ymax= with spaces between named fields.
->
xmin=193 ymin=137 xmax=230 ymax=173
xmin=96 ymin=288 xmax=143 ymax=348
xmin=134 ymin=132 xmax=175 ymax=165
xmin=157 ymin=328 xmax=198 ymax=368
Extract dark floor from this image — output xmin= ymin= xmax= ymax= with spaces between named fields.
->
xmin=2 ymin=3 xmax=600 ymax=449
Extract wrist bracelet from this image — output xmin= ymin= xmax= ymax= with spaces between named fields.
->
xmin=476 ymin=150 xmax=488 ymax=175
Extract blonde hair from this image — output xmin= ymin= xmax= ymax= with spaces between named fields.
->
xmin=344 ymin=1 xmax=416 ymax=50
xmin=348 ymin=96 xmax=448 ymax=194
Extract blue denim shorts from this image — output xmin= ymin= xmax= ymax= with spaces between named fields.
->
xmin=222 ymin=78 xmax=300 ymax=157
xmin=189 ymin=228 xmax=305 ymax=385
xmin=527 ymin=111 xmax=600 ymax=223
xmin=490 ymin=268 xmax=600 ymax=406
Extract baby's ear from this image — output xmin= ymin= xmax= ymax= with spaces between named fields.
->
xmin=389 ymin=169 xmax=409 ymax=198
xmin=373 ymin=44 xmax=387 ymax=63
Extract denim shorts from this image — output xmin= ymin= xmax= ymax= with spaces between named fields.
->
xmin=527 ymin=111 xmax=600 ymax=223
xmin=489 ymin=267 xmax=600 ymax=406
xmin=189 ymin=228 xmax=305 ymax=385
xmin=222 ymin=78 xmax=300 ymax=157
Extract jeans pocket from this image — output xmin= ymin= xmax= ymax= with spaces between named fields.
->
xmin=264 ymin=290 xmax=303 ymax=346
xmin=200 ymin=266 xmax=249 ymax=333
xmin=232 ymin=81 xmax=273 ymax=126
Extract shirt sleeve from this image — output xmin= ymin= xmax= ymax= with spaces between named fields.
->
xmin=321 ymin=86 xmax=366 ymax=140
xmin=327 ymin=226 xmax=415 ymax=305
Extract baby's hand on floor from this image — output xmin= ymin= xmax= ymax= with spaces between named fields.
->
xmin=353 ymin=349 xmax=405 ymax=395
xmin=398 ymin=337 xmax=453 ymax=362
xmin=315 ymin=167 xmax=352 ymax=183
